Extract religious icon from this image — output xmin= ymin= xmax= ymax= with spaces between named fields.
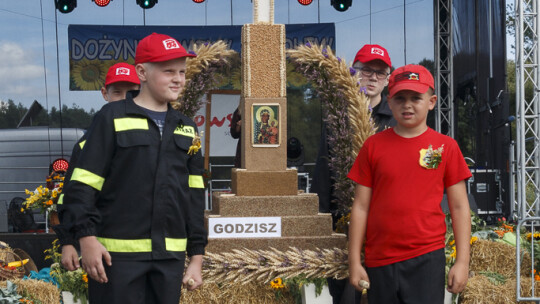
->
xmin=252 ymin=104 xmax=280 ymax=146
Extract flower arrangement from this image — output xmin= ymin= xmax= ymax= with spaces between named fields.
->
xmin=44 ymin=240 xmax=88 ymax=304
xmin=23 ymin=172 xmax=64 ymax=214
xmin=270 ymin=274 xmax=327 ymax=304
xmin=288 ymin=43 xmax=374 ymax=214
xmin=172 ymin=41 xmax=236 ymax=119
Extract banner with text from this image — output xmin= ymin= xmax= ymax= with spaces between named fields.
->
xmin=68 ymin=24 xmax=335 ymax=91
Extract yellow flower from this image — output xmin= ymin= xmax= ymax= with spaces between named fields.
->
xmin=20 ymin=208 xmax=24 ymax=213
xmin=449 ymin=240 xmax=455 ymax=246
xmin=450 ymin=246 xmax=457 ymax=258
xmin=470 ymin=236 xmax=478 ymax=244
xmin=82 ymin=274 xmax=88 ymax=283
xmin=270 ymin=278 xmax=285 ymax=289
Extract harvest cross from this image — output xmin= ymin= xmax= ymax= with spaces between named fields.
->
xmin=253 ymin=0 xmax=274 ymax=24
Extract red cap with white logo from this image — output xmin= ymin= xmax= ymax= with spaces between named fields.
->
xmin=353 ymin=44 xmax=392 ymax=67
xmin=135 ymin=33 xmax=196 ymax=64
xmin=388 ymin=64 xmax=434 ymax=98
xmin=104 ymin=63 xmax=140 ymax=87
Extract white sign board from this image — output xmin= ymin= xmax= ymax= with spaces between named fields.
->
xmin=194 ymin=93 xmax=240 ymax=157
xmin=208 ymin=217 xmax=282 ymax=239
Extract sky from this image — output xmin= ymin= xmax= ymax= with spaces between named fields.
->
xmin=0 ymin=0 xmax=436 ymax=112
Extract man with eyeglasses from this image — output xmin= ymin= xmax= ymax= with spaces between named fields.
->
xmin=312 ymin=44 xmax=395 ymax=304
xmin=352 ymin=44 xmax=396 ymax=131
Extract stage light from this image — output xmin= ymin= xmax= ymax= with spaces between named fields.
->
xmin=137 ymin=0 xmax=157 ymax=9
xmin=331 ymin=0 xmax=352 ymax=12
xmin=193 ymin=0 xmax=205 ymax=3
xmin=94 ymin=0 xmax=111 ymax=7
xmin=55 ymin=0 xmax=77 ymax=13
xmin=298 ymin=0 xmax=313 ymax=5
xmin=51 ymin=158 xmax=69 ymax=173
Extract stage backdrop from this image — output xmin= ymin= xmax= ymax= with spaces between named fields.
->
xmin=68 ymin=24 xmax=335 ymax=91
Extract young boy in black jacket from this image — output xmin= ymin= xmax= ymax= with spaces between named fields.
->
xmin=60 ymin=33 xmax=207 ymax=303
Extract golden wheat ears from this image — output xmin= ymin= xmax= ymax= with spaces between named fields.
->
xmin=287 ymin=43 xmax=375 ymax=157
xmin=200 ymin=247 xmax=349 ymax=285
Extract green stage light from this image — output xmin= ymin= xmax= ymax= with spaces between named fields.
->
xmin=331 ymin=0 xmax=352 ymax=12
xmin=137 ymin=0 xmax=157 ymax=9
xmin=55 ymin=0 xmax=77 ymax=13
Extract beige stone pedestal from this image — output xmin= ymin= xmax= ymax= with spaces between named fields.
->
xmin=205 ymin=192 xmax=347 ymax=253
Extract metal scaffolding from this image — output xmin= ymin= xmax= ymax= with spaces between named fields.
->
xmin=515 ymin=0 xmax=540 ymax=301
xmin=435 ymin=0 xmax=454 ymax=137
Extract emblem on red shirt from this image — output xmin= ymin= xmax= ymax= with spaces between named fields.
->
xmin=419 ymin=144 xmax=444 ymax=169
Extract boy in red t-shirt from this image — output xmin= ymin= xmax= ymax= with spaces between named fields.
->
xmin=347 ymin=64 xmax=471 ymax=303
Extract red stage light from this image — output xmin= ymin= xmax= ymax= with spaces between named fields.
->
xmin=51 ymin=158 xmax=69 ymax=173
xmin=193 ymin=0 xmax=205 ymax=3
xmin=298 ymin=0 xmax=313 ymax=5
xmin=94 ymin=0 xmax=111 ymax=6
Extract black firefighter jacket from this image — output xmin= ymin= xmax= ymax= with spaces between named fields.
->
xmin=58 ymin=94 xmax=207 ymax=261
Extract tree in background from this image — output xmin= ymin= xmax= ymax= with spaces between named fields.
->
xmin=0 ymin=100 xmax=95 ymax=129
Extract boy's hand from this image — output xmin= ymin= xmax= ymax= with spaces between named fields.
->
xmin=447 ymin=260 xmax=468 ymax=293
xmin=349 ymin=263 xmax=370 ymax=292
xmin=182 ymin=255 xmax=203 ymax=291
xmin=61 ymin=244 xmax=80 ymax=271
xmin=79 ymin=236 xmax=112 ymax=284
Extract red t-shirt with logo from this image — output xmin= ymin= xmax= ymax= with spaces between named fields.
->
xmin=347 ymin=127 xmax=471 ymax=267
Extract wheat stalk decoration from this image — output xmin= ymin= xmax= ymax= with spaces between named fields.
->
xmin=201 ymin=247 xmax=349 ymax=285
xmin=288 ymin=43 xmax=374 ymax=213
xmin=172 ymin=41 xmax=236 ymax=118
xmin=288 ymin=43 xmax=374 ymax=155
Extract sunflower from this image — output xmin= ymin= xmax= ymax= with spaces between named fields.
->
xmin=71 ymin=58 xmax=107 ymax=90
xmin=270 ymin=278 xmax=285 ymax=289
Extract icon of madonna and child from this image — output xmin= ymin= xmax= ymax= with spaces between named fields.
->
xmin=252 ymin=104 xmax=280 ymax=146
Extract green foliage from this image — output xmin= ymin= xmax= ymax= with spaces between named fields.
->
xmin=0 ymin=281 xmax=22 ymax=303
xmin=506 ymin=2 xmax=536 ymax=55
xmin=44 ymin=240 xmax=88 ymax=304
xmin=479 ymin=271 xmax=507 ymax=285
xmin=0 ymin=100 xmax=95 ymax=129
xmin=283 ymin=274 xmax=327 ymax=304
xmin=445 ymin=210 xmax=486 ymax=244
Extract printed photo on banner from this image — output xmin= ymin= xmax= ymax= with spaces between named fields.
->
xmin=252 ymin=104 xmax=280 ymax=147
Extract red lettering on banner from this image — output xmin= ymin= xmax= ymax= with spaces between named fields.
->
xmin=194 ymin=115 xmax=205 ymax=127
xmin=210 ymin=116 xmax=226 ymax=127
xmin=226 ymin=113 xmax=233 ymax=127
xmin=194 ymin=113 xmax=234 ymax=128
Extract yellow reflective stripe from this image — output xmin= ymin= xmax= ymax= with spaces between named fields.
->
xmin=71 ymin=168 xmax=105 ymax=191
xmin=97 ymin=237 xmax=152 ymax=252
xmin=79 ymin=140 xmax=86 ymax=149
xmin=165 ymin=238 xmax=187 ymax=251
xmin=96 ymin=237 xmax=187 ymax=252
xmin=174 ymin=126 xmax=195 ymax=138
xmin=189 ymin=175 xmax=204 ymax=188
xmin=57 ymin=194 xmax=64 ymax=205
xmin=114 ymin=117 xmax=149 ymax=132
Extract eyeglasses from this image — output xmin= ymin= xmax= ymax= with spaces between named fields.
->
xmin=354 ymin=66 xmax=389 ymax=80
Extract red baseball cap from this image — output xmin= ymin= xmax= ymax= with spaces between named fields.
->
xmin=104 ymin=63 xmax=140 ymax=87
xmin=388 ymin=64 xmax=435 ymax=98
xmin=135 ymin=33 xmax=196 ymax=64
xmin=353 ymin=44 xmax=392 ymax=67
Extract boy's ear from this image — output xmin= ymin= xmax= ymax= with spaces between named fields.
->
xmin=100 ymin=87 xmax=109 ymax=102
xmin=135 ymin=63 xmax=147 ymax=82
xmin=429 ymin=94 xmax=437 ymax=110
